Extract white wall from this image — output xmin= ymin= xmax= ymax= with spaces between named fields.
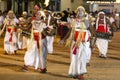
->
xmin=71 ymin=0 xmax=83 ymax=11
xmin=0 ymin=1 xmax=7 ymax=12
xmin=60 ymin=0 xmax=83 ymax=11
xmin=28 ymin=1 xmax=34 ymax=13
xmin=61 ymin=0 xmax=71 ymax=11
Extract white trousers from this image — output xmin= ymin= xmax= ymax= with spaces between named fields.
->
xmin=46 ymin=36 xmax=54 ymax=54
xmin=40 ymin=38 xmax=48 ymax=69
xmin=17 ymin=31 xmax=23 ymax=49
xmin=96 ymin=38 xmax=108 ymax=57
xmin=85 ymin=42 xmax=91 ymax=63
xmin=22 ymin=36 xmax=28 ymax=49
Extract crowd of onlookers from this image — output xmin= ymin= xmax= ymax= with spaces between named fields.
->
xmin=0 ymin=9 xmax=119 ymax=39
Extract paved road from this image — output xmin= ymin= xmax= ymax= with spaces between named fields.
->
xmin=0 ymin=31 xmax=120 ymax=80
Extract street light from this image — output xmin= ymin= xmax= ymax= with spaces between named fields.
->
xmin=116 ymin=0 xmax=120 ymax=3
xmin=44 ymin=0 xmax=50 ymax=7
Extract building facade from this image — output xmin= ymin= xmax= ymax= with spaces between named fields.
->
xmin=0 ymin=0 xmax=31 ymax=16
xmin=60 ymin=0 xmax=83 ymax=11
xmin=0 ymin=0 xmax=83 ymax=14
xmin=86 ymin=0 xmax=120 ymax=13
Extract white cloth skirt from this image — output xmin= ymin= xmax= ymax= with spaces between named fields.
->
xmin=69 ymin=41 xmax=90 ymax=76
xmin=4 ymin=31 xmax=18 ymax=54
xmin=96 ymin=38 xmax=108 ymax=57
xmin=24 ymin=41 xmax=41 ymax=70
xmin=24 ymin=38 xmax=47 ymax=69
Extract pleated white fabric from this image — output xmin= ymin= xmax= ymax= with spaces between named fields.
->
xmin=69 ymin=41 xmax=89 ymax=76
xmin=4 ymin=31 xmax=18 ymax=54
xmin=96 ymin=38 xmax=108 ymax=57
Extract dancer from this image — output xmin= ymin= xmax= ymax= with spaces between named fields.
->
xmin=20 ymin=10 xmax=48 ymax=73
xmin=62 ymin=6 xmax=92 ymax=80
xmin=0 ymin=10 xmax=18 ymax=54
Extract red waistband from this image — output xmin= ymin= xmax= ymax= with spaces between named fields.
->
xmin=74 ymin=31 xmax=90 ymax=42
xmin=33 ymin=32 xmax=46 ymax=40
xmin=7 ymin=27 xmax=17 ymax=33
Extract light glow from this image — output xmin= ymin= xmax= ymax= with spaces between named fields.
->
xmin=44 ymin=0 xmax=50 ymax=7
xmin=116 ymin=0 xmax=120 ymax=3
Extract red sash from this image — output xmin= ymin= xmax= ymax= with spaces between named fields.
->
xmin=72 ymin=44 xmax=77 ymax=55
xmin=34 ymin=32 xmax=39 ymax=49
xmin=7 ymin=26 xmax=17 ymax=42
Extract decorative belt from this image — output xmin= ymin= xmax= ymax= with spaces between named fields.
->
xmin=7 ymin=26 xmax=17 ymax=33
xmin=74 ymin=31 xmax=90 ymax=42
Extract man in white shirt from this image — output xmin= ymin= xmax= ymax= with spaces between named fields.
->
xmin=0 ymin=10 xmax=4 ymax=30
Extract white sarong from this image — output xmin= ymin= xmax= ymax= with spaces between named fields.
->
xmin=96 ymin=38 xmax=108 ymax=57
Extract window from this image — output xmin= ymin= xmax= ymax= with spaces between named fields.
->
xmin=47 ymin=0 xmax=61 ymax=11
xmin=86 ymin=0 xmax=115 ymax=2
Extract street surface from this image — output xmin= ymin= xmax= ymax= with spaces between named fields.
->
xmin=0 ymin=31 xmax=120 ymax=80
